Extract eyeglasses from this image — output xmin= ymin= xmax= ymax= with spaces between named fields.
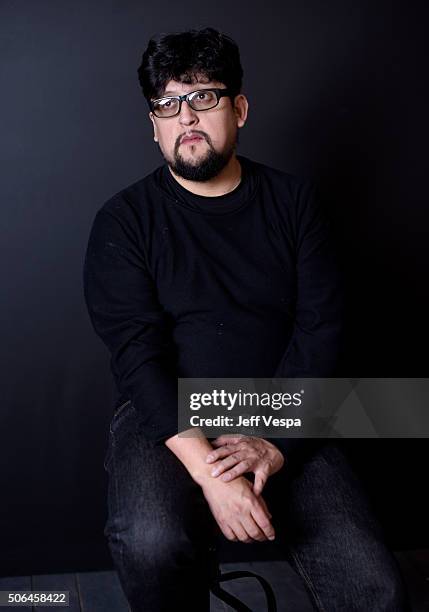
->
xmin=149 ymin=87 xmax=232 ymax=118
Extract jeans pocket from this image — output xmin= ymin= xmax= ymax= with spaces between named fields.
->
xmin=109 ymin=399 xmax=134 ymax=434
xmin=103 ymin=400 xmax=135 ymax=471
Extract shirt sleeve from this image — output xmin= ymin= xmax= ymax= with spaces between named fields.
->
xmin=270 ymin=179 xmax=344 ymax=464
xmin=83 ymin=204 xmax=179 ymax=445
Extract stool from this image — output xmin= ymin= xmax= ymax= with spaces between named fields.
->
xmin=208 ymin=544 xmax=277 ymax=612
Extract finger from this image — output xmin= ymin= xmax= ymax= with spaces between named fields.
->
xmin=212 ymin=434 xmax=246 ymax=447
xmin=241 ymin=515 xmax=268 ymax=542
xmin=253 ymin=469 xmax=268 ymax=495
xmin=221 ymin=523 xmax=238 ymax=542
xmin=211 ymin=453 xmax=247 ymax=477
xmin=258 ymin=495 xmax=273 ymax=519
xmin=251 ymin=503 xmax=275 ymax=540
xmin=206 ymin=444 xmax=239 ymax=463
xmin=220 ymin=460 xmax=252 ymax=482
xmin=231 ymin=521 xmax=253 ymax=544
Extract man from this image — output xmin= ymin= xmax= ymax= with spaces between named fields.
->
xmin=83 ymin=27 xmax=410 ymax=612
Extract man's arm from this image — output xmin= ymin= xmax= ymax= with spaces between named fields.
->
xmin=270 ymin=178 xmax=344 ymax=464
xmin=83 ymin=204 xmax=180 ymax=444
xmin=164 ymin=429 xmax=216 ymax=483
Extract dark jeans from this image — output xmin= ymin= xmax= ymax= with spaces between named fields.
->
xmin=103 ymin=401 xmax=411 ymax=612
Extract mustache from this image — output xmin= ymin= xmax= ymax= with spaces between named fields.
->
xmin=175 ymin=130 xmax=212 ymax=150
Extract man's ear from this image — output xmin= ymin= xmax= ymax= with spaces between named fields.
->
xmin=149 ymin=111 xmax=159 ymax=142
xmin=233 ymin=94 xmax=249 ymax=128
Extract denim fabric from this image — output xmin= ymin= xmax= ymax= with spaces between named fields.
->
xmin=103 ymin=402 xmax=411 ymax=612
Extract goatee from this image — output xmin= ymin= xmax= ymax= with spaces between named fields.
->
xmin=169 ymin=140 xmax=236 ymax=182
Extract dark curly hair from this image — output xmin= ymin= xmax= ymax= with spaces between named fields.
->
xmin=137 ymin=27 xmax=243 ymax=106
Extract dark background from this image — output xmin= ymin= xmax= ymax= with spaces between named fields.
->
xmin=1 ymin=0 xmax=428 ymax=575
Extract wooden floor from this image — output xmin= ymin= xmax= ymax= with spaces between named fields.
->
xmin=0 ymin=550 xmax=428 ymax=611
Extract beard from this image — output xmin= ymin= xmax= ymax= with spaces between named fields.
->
xmin=165 ymin=130 xmax=238 ymax=182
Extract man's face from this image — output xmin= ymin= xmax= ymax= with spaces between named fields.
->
xmin=149 ymin=76 xmax=248 ymax=181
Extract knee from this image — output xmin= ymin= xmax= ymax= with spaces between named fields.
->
xmin=108 ymin=516 xmax=212 ymax=612
xmin=122 ymin=515 xmax=203 ymax=571
xmin=373 ymin=564 xmax=409 ymax=610
xmin=353 ymin=551 xmax=409 ymax=610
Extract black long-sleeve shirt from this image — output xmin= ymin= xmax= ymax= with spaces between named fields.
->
xmin=83 ymin=154 xmax=343 ymax=464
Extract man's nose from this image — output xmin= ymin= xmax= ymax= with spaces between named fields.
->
xmin=178 ymin=100 xmax=199 ymax=125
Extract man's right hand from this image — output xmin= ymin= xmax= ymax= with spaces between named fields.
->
xmin=199 ymin=474 xmax=275 ymax=543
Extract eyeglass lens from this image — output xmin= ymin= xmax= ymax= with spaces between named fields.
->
xmin=153 ymin=90 xmax=218 ymax=117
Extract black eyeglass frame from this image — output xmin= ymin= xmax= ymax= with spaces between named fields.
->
xmin=148 ymin=87 xmax=233 ymax=118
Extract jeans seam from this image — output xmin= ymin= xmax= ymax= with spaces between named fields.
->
xmin=111 ymin=434 xmax=125 ymax=574
xmin=288 ymin=545 xmax=328 ymax=612
xmin=103 ymin=430 xmax=114 ymax=470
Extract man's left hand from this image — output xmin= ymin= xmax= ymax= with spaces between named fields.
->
xmin=205 ymin=435 xmax=285 ymax=495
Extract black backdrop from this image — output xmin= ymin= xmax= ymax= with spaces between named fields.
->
xmin=1 ymin=0 xmax=428 ymax=575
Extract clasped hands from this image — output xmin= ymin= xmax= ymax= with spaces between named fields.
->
xmin=198 ymin=434 xmax=285 ymax=544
